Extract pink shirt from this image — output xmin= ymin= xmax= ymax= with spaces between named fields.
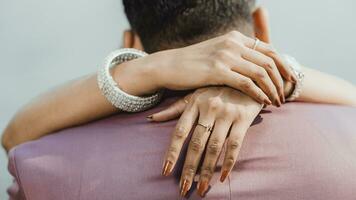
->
xmin=7 ymin=96 xmax=356 ymax=200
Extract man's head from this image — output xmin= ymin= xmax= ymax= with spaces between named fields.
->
xmin=122 ymin=0 xmax=269 ymax=53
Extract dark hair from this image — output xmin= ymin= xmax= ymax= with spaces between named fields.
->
xmin=123 ymin=0 xmax=256 ymax=53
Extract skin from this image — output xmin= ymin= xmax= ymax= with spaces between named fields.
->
xmin=114 ymin=30 xmax=296 ymax=105
xmin=2 ymin=6 xmax=356 ymax=198
xmin=1 ymin=8 xmax=297 ymax=152
xmin=156 ymin=67 xmax=356 ymax=198
xmin=153 ymin=8 xmax=356 ymax=197
xmin=158 ymin=87 xmax=264 ymax=197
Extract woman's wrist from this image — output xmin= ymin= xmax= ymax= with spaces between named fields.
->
xmin=111 ymin=56 xmax=161 ymax=96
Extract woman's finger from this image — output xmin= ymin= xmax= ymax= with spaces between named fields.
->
xmin=197 ymin=118 xmax=232 ymax=197
xmin=266 ymin=49 xmax=297 ymax=83
xmin=223 ymin=70 xmax=272 ymax=105
xmin=161 ymin=101 xmax=198 ymax=176
xmin=241 ymin=46 xmax=285 ymax=103
xmin=233 ymin=59 xmax=281 ymax=106
xmin=179 ymin=108 xmax=216 ymax=197
xmin=148 ymin=98 xmax=187 ymax=122
xmin=220 ymin=120 xmax=250 ymax=183
xmin=243 ymin=36 xmax=297 ymax=82
xmin=217 ymin=42 xmax=281 ymax=105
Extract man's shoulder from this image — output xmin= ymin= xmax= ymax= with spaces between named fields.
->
xmin=8 ymin=103 xmax=356 ymax=200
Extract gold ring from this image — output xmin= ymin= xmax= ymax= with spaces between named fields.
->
xmin=253 ymin=38 xmax=260 ymax=50
xmin=197 ymin=123 xmax=213 ymax=133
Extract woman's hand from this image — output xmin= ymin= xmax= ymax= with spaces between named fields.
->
xmin=149 ymin=87 xmax=263 ymax=197
xmin=114 ymin=31 xmax=296 ymax=106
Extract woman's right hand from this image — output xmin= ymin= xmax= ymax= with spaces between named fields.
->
xmin=113 ymin=31 xmax=296 ymax=106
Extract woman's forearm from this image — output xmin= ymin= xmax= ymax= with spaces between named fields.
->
xmin=1 ymin=74 xmax=120 ymax=152
xmin=2 ymin=32 xmax=299 ymax=152
xmin=296 ymin=67 xmax=356 ymax=107
xmin=4 ymin=33 xmax=356 ymax=152
xmin=1 ymin=59 xmax=161 ymax=152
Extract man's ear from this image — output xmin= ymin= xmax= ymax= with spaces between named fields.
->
xmin=123 ymin=30 xmax=144 ymax=50
xmin=252 ymin=7 xmax=271 ymax=43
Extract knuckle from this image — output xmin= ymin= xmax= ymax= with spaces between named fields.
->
xmin=221 ymin=38 xmax=235 ymax=49
xmin=240 ymin=78 xmax=254 ymax=91
xmin=228 ymin=139 xmax=240 ymax=150
xmin=184 ymin=164 xmax=196 ymax=175
xmin=220 ymin=38 xmax=243 ymax=51
xmin=201 ymin=166 xmax=214 ymax=178
xmin=225 ymin=156 xmax=236 ymax=168
xmin=220 ymin=105 xmax=235 ymax=119
xmin=166 ymin=147 xmax=178 ymax=161
xmin=208 ymin=98 xmax=223 ymax=111
xmin=191 ymin=92 xmax=203 ymax=105
xmin=174 ymin=125 xmax=187 ymax=139
xmin=255 ymin=68 xmax=268 ymax=79
xmin=207 ymin=139 xmax=222 ymax=155
xmin=168 ymin=146 xmax=178 ymax=154
xmin=233 ymin=111 xmax=242 ymax=121
xmin=214 ymin=50 xmax=229 ymax=61
xmin=263 ymin=58 xmax=276 ymax=70
xmin=190 ymin=137 xmax=203 ymax=152
xmin=227 ymin=30 xmax=242 ymax=39
xmin=216 ymin=104 xmax=238 ymax=121
xmin=210 ymin=59 xmax=225 ymax=73
xmin=266 ymin=45 xmax=277 ymax=55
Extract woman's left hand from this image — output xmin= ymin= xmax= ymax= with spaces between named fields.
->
xmin=148 ymin=87 xmax=263 ymax=197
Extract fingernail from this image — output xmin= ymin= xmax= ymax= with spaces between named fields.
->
xmin=180 ymin=179 xmax=190 ymax=197
xmin=280 ymin=93 xmax=285 ymax=104
xmin=220 ymin=170 xmax=229 ymax=182
xmin=275 ymin=98 xmax=281 ymax=107
xmin=264 ymin=99 xmax=272 ymax=105
xmin=146 ymin=115 xmax=153 ymax=121
xmin=197 ymin=180 xmax=209 ymax=197
xmin=161 ymin=160 xmax=173 ymax=176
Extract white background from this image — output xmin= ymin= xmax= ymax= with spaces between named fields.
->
xmin=0 ymin=0 xmax=355 ymax=198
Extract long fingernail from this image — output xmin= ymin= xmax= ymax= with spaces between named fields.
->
xmin=197 ymin=180 xmax=209 ymax=197
xmin=280 ymin=93 xmax=285 ymax=104
xmin=146 ymin=115 xmax=153 ymax=121
xmin=180 ymin=179 xmax=190 ymax=197
xmin=275 ymin=98 xmax=281 ymax=107
xmin=264 ymin=99 xmax=272 ymax=105
xmin=220 ymin=170 xmax=229 ymax=182
xmin=161 ymin=160 xmax=173 ymax=176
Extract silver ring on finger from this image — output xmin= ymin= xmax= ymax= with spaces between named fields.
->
xmin=252 ymin=38 xmax=260 ymax=50
xmin=197 ymin=123 xmax=213 ymax=133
